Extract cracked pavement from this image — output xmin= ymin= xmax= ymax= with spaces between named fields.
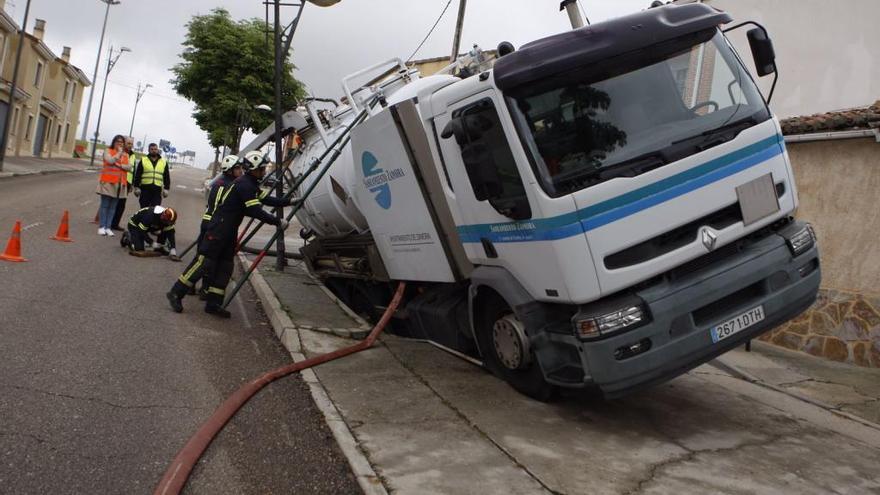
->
xmin=287 ymin=320 xmax=880 ymax=494
xmin=0 ymin=169 xmax=360 ymax=494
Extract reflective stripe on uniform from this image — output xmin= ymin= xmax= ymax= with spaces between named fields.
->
xmin=138 ymin=223 xmax=148 ymax=231
xmin=207 ymin=287 xmax=225 ymax=295
xmin=244 ymin=199 xmax=261 ymax=207
xmin=202 ymin=214 xmax=212 ymax=221
xmin=162 ymin=225 xmax=174 ymax=232
xmin=179 ymin=255 xmax=205 ymax=286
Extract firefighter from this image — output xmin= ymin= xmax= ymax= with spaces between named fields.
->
xmin=133 ymin=143 xmax=171 ymax=208
xmin=166 ymin=151 xmax=292 ymax=317
xmin=193 ymin=154 xmax=242 ymax=298
xmin=122 ymin=206 xmax=178 ymax=258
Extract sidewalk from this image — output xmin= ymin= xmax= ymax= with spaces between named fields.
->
xmin=246 ymin=259 xmax=880 ymax=495
xmin=0 ymin=155 xmax=97 ymax=179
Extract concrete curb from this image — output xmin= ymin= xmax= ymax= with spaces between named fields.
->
xmin=0 ymin=167 xmax=98 ymax=180
xmin=238 ymin=254 xmax=388 ymax=495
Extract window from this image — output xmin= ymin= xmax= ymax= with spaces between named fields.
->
xmin=25 ymin=115 xmax=33 ymax=140
xmin=451 ymin=98 xmax=531 ymax=219
xmin=56 ymin=124 xmax=62 ymax=145
xmin=64 ymin=123 xmax=70 ymax=143
xmin=510 ymin=30 xmax=768 ymax=197
xmin=34 ymin=62 xmax=43 ymax=88
xmin=70 ymin=82 xmax=76 ymax=102
xmin=63 ymin=80 xmax=70 ymax=102
xmin=11 ymin=107 xmax=19 ymax=135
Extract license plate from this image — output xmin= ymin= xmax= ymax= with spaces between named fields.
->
xmin=710 ymin=305 xmax=765 ymax=343
xmin=737 ymin=173 xmax=779 ymax=226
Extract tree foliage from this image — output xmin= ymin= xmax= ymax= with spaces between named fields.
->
xmin=171 ymin=8 xmax=306 ymax=153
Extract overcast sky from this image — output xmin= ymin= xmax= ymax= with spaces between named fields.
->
xmin=14 ymin=0 xmax=649 ymax=167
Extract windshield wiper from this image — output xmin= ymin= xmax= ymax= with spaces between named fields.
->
xmin=672 ymin=115 xmax=758 ymax=150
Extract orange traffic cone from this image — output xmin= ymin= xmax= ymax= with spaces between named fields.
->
xmin=0 ymin=221 xmax=27 ymax=262
xmin=51 ymin=210 xmax=73 ymax=242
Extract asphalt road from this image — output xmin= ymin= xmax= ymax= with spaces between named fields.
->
xmin=0 ymin=167 xmax=360 ymax=494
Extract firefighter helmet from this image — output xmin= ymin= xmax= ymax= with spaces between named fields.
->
xmin=242 ymin=151 xmax=270 ymax=172
xmin=220 ymin=154 xmax=240 ymax=172
xmin=160 ymin=207 xmax=177 ymax=225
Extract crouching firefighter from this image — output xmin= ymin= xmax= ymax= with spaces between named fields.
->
xmin=166 ymin=151 xmax=293 ymax=317
xmin=121 ymin=206 xmax=178 ymax=259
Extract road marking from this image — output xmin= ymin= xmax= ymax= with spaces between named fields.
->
xmin=80 ymin=199 xmax=93 ymax=206
xmin=194 ymin=188 xmax=204 ymax=193
xmin=21 ymin=222 xmax=43 ymax=231
xmin=175 ymin=185 xmax=187 ymax=189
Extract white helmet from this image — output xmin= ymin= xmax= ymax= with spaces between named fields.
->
xmin=220 ymin=154 xmax=240 ymax=172
xmin=242 ymin=151 xmax=270 ymax=172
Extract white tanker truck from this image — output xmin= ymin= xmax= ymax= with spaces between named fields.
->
xmin=284 ymin=3 xmax=820 ymax=400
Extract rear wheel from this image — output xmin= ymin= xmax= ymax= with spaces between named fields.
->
xmin=475 ymin=292 xmax=556 ymax=402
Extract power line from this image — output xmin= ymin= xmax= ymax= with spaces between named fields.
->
xmin=406 ymin=0 xmax=454 ymax=63
xmin=94 ymin=75 xmax=191 ymax=103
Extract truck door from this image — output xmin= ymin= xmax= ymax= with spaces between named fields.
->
xmin=434 ymin=90 xmax=597 ymax=302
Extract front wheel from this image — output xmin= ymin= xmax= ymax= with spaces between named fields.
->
xmin=475 ymin=293 xmax=556 ymax=402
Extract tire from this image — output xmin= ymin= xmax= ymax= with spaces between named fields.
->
xmin=475 ymin=292 xmax=556 ymax=402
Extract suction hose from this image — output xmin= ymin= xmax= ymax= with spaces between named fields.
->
xmin=153 ymin=281 xmax=407 ymax=495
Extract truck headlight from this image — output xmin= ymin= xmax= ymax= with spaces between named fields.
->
xmin=573 ymin=305 xmax=647 ymax=340
xmin=785 ymin=223 xmax=816 ymax=257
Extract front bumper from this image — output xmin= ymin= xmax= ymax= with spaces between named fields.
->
xmin=576 ymin=221 xmax=820 ymax=398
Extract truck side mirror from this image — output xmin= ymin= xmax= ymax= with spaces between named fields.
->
xmin=747 ymin=28 xmax=776 ymax=77
xmin=461 ymin=143 xmax=503 ymax=201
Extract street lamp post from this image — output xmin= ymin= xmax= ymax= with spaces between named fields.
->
xmin=89 ymin=45 xmax=130 ymax=168
xmin=128 ymin=82 xmax=152 ymax=137
xmin=0 ymin=0 xmax=32 ymax=171
xmin=80 ymin=0 xmax=120 ymax=144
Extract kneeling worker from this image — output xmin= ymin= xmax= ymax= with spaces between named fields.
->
xmin=124 ymin=206 xmax=178 ymax=259
xmin=166 ymin=151 xmax=292 ymax=317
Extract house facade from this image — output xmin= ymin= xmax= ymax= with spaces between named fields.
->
xmin=0 ymin=3 xmax=90 ymax=158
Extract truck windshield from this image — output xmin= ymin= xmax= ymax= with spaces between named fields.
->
xmin=509 ymin=30 xmax=769 ymax=197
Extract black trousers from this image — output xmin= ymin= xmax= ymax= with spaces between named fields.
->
xmin=139 ymin=185 xmax=163 ymax=208
xmin=111 ymin=196 xmax=127 ymax=229
xmin=128 ymin=225 xmax=169 ymax=251
xmin=171 ymin=232 xmax=235 ymax=307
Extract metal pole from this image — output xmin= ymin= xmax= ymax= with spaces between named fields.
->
xmin=80 ymin=0 xmax=115 ymax=143
xmin=0 ymin=0 xmax=32 ymax=171
xmin=449 ymin=0 xmax=467 ymax=62
xmin=273 ymin=0 xmax=286 ymax=272
xmin=89 ymin=48 xmax=113 ymax=168
xmin=128 ymin=82 xmax=148 ymax=136
xmin=560 ymin=0 xmax=585 ymax=29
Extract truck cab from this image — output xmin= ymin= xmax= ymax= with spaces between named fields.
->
xmin=303 ymin=3 xmax=820 ymax=400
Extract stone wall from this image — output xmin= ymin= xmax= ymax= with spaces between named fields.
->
xmin=761 ymin=137 xmax=880 ymax=366
xmin=759 ymin=288 xmax=880 ymax=367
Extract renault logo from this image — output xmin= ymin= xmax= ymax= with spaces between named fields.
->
xmin=701 ymin=228 xmax=718 ymax=251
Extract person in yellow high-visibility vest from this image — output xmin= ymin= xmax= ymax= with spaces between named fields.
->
xmin=133 ymin=143 xmax=171 ymax=208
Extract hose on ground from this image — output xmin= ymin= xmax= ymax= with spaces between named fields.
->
xmin=153 ymin=281 xmax=406 ymax=495
xmin=239 ymin=244 xmax=303 ymax=260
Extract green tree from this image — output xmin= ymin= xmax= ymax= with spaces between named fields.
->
xmin=171 ymin=8 xmax=306 ymax=154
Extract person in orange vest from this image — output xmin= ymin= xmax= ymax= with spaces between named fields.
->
xmin=96 ymin=134 xmax=132 ymax=237
xmin=133 ymin=143 xmax=171 ymax=208
xmin=110 ymin=136 xmax=137 ymax=231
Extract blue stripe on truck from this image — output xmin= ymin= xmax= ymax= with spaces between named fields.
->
xmin=457 ymin=134 xmax=784 ymax=243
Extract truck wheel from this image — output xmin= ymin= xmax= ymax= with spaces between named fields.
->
xmin=476 ymin=293 xmax=556 ymax=402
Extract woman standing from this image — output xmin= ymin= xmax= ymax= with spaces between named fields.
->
xmin=96 ymin=134 xmax=131 ymax=236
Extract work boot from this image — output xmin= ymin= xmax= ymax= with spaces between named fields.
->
xmin=166 ymin=291 xmax=184 ymax=313
xmin=205 ymin=305 xmax=231 ymax=318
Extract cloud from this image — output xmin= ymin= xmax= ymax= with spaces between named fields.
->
xmin=13 ymin=0 xmax=648 ymax=168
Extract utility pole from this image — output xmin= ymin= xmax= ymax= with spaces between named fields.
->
xmin=89 ymin=45 xmax=130 ymax=168
xmin=450 ymin=0 xmax=467 ymax=62
xmin=0 ymin=0 xmax=32 ymax=171
xmin=272 ymin=0 xmax=286 ymax=271
xmin=80 ymin=0 xmax=120 ymax=145
xmin=128 ymin=82 xmax=152 ymax=137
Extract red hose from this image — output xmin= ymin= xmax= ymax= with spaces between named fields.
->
xmin=153 ymin=281 xmax=407 ymax=495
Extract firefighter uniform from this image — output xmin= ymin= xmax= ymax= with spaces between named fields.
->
xmin=126 ymin=206 xmax=177 ymax=253
xmin=134 ymin=154 xmax=171 ymax=208
xmin=168 ymin=172 xmax=287 ymax=314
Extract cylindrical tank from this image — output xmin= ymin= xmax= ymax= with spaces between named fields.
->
xmin=291 ymin=110 xmax=368 ymax=237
